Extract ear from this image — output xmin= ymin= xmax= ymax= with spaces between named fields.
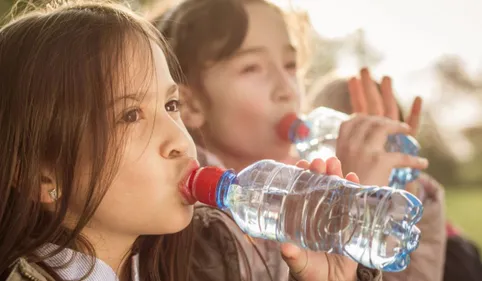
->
xmin=179 ymin=84 xmax=206 ymax=129
xmin=40 ymin=167 xmax=59 ymax=204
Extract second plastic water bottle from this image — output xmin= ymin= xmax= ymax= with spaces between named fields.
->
xmin=189 ymin=160 xmax=423 ymax=272
xmin=277 ymin=107 xmax=421 ymax=188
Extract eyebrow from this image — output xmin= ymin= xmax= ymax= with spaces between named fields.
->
xmin=111 ymin=94 xmax=140 ymax=106
xmin=233 ymin=44 xmax=297 ymax=58
xmin=166 ymin=84 xmax=178 ymax=97
xmin=112 ymin=84 xmax=178 ymax=106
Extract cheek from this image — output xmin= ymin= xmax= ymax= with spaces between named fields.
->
xmin=91 ymin=176 xmax=193 ymax=235
xmin=109 ymin=144 xmax=174 ymax=206
xmin=211 ymin=94 xmax=271 ymax=138
xmin=78 ymin=145 xmax=192 ymax=234
xmin=202 ymin=71 xmax=289 ymax=154
xmin=206 ymin=97 xmax=278 ymax=159
xmin=213 ymin=80 xmax=273 ymax=126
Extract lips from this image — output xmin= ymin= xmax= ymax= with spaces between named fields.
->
xmin=178 ymin=159 xmax=200 ymax=205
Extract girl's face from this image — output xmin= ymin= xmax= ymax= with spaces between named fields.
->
xmin=71 ymin=41 xmax=198 ymax=239
xmin=187 ymin=2 xmax=301 ymax=169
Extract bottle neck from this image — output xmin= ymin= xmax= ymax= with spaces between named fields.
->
xmin=216 ymin=170 xmax=238 ymax=209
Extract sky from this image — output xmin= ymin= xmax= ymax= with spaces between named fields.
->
xmin=272 ymin=0 xmax=482 ymax=93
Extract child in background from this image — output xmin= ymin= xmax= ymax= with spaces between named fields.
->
xmin=154 ymin=0 xmax=427 ymax=280
xmin=308 ymin=68 xmax=481 ymax=281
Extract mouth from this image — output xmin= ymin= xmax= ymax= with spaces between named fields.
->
xmin=178 ymin=159 xmax=200 ymax=205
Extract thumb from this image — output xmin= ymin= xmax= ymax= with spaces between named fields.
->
xmin=281 ymin=243 xmax=309 ymax=278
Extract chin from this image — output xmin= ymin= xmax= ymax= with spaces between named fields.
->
xmin=263 ymin=144 xmax=292 ymax=161
xmin=161 ymin=205 xmax=195 ymax=234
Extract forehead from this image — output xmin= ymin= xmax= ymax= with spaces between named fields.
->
xmin=114 ymin=38 xmax=175 ymax=101
xmin=242 ymin=3 xmax=291 ymax=47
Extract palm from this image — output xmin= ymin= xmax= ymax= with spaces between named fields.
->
xmin=307 ymin=252 xmax=358 ymax=281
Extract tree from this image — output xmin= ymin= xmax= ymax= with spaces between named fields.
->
xmin=435 ymin=55 xmax=482 ymax=94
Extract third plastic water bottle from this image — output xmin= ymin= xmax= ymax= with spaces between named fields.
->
xmin=277 ymin=107 xmax=421 ymax=188
xmin=189 ymin=160 xmax=423 ymax=272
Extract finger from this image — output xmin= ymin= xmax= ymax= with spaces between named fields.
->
xmin=384 ymin=153 xmax=429 ymax=169
xmin=345 ymin=172 xmax=360 ymax=184
xmin=348 ymin=77 xmax=367 ymax=113
xmin=326 ymin=157 xmax=343 ymax=177
xmin=337 ymin=114 xmax=368 ymax=155
xmin=296 ymin=160 xmax=310 ymax=169
xmin=406 ymin=96 xmax=423 ymax=136
xmin=280 ymin=243 xmax=309 ymax=276
xmin=365 ymin=118 xmax=412 ymax=148
xmin=360 ymin=68 xmax=384 ymax=115
xmin=380 ymin=76 xmax=400 ymax=120
xmin=309 ymin=158 xmax=326 ymax=174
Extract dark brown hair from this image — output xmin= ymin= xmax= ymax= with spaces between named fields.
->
xmin=0 ymin=2 xmax=192 ymax=280
xmin=150 ymin=0 xmax=281 ymax=88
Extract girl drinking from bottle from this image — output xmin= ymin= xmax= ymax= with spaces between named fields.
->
xmin=0 ymin=1 xmax=367 ymax=281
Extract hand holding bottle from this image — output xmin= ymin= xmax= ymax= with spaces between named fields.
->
xmin=281 ymin=157 xmax=360 ymax=281
xmin=336 ymin=115 xmax=428 ymax=186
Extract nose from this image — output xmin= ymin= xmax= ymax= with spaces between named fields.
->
xmin=271 ymin=67 xmax=298 ymax=104
xmin=159 ymin=117 xmax=191 ymax=159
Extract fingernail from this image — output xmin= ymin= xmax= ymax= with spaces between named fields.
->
xmin=418 ymin=158 xmax=429 ymax=166
xmin=312 ymin=158 xmax=324 ymax=167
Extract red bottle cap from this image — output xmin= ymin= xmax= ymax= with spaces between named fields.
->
xmin=277 ymin=113 xmax=299 ymax=141
xmin=276 ymin=113 xmax=310 ymax=142
xmin=296 ymin=123 xmax=310 ymax=140
xmin=188 ymin=166 xmax=226 ymax=206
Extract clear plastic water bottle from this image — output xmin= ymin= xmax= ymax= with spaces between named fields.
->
xmin=277 ymin=107 xmax=421 ymax=188
xmin=189 ymin=160 xmax=423 ymax=272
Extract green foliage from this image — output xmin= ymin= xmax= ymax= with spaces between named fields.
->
xmin=446 ymin=187 xmax=482 ymax=250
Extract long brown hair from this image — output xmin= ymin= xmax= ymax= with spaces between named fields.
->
xmin=0 ymin=1 xmax=192 ymax=280
xmin=151 ymin=0 xmax=281 ymax=88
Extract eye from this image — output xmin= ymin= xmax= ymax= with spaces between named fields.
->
xmin=241 ymin=64 xmax=261 ymax=74
xmin=165 ymin=99 xmax=181 ymax=112
xmin=120 ymin=108 xmax=142 ymax=123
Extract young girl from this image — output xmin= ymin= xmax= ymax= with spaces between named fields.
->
xmin=153 ymin=0 xmax=427 ymax=280
xmin=0 ymin=1 xmax=365 ymax=281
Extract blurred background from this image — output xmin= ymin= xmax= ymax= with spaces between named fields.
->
xmin=2 ymin=0 xmax=481 ymax=247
